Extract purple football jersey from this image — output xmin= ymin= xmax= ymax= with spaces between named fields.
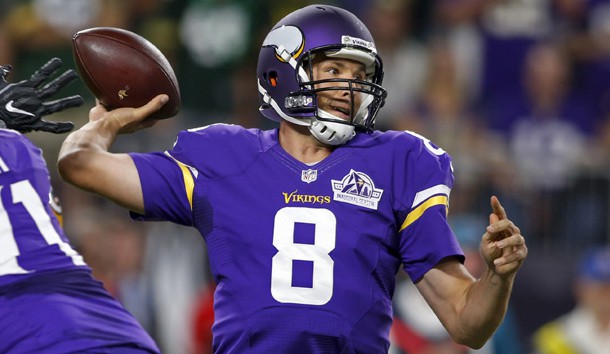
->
xmin=0 ymin=129 xmax=159 ymax=354
xmin=130 ymin=124 xmax=464 ymax=353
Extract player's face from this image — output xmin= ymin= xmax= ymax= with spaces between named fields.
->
xmin=311 ymin=56 xmax=365 ymax=121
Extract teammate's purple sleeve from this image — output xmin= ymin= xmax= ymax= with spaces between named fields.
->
xmin=0 ymin=129 xmax=159 ymax=353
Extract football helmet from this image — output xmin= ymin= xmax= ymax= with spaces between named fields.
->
xmin=257 ymin=5 xmax=387 ymax=145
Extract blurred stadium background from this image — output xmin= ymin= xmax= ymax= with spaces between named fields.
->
xmin=3 ymin=0 xmax=609 ymax=353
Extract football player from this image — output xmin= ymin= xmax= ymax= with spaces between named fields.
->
xmin=0 ymin=58 xmax=160 ymax=353
xmin=58 ymin=5 xmax=528 ymax=353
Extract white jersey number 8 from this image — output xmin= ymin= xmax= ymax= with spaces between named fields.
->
xmin=271 ymin=207 xmax=336 ymax=305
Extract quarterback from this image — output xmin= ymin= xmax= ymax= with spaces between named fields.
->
xmin=59 ymin=5 xmax=528 ymax=353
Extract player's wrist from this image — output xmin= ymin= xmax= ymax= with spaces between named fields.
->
xmin=68 ymin=118 xmax=118 ymax=152
xmin=482 ymin=264 xmax=516 ymax=287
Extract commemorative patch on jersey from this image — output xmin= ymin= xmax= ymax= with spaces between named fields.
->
xmin=331 ymin=169 xmax=383 ymax=210
xmin=301 ymin=169 xmax=318 ymax=183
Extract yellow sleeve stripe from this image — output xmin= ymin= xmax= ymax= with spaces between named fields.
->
xmin=177 ymin=162 xmax=195 ymax=209
xmin=164 ymin=152 xmax=196 ymax=210
xmin=400 ymin=195 xmax=448 ymax=232
xmin=52 ymin=211 xmax=64 ymax=228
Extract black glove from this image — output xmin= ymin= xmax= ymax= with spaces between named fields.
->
xmin=0 ymin=58 xmax=84 ymax=134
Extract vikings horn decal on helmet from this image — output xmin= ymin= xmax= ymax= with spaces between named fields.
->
xmin=257 ymin=5 xmax=387 ymax=145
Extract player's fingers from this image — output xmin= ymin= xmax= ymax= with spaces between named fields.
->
xmin=487 ymin=219 xmax=518 ymax=235
xmin=490 ymin=196 xmax=508 ymax=220
xmin=489 ymin=212 xmax=499 ymax=226
xmin=32 ymin=119 xmax=74 ymax=134
xmin=1 ymin=64 xmax=13 ymax=81
xmin=494 ymin=233 xmax=525 ymax=249
xmin=42 ymin=95 xmax=84 ymax=114
xmin=38 ymin=70 xmax=79 ymax=99
xmin=134 ymin=94 xmax=168 ymax=120
xmin=493 ymin=243 xmax=528 ymax=267
xmin=29 ymin=58 xmax=62 ymax=87
xmin=484 ymin=219 xmax=520 ymax=251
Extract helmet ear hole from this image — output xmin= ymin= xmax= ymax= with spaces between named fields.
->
xmin=268 ymin=71 xmax=278 ymax=87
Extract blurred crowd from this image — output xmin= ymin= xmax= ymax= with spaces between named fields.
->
xmin=2 ymin=0 xmax=610 ymax=353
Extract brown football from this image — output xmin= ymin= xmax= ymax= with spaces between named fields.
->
xmin=72 ymin=27 xmax=180 ymax=120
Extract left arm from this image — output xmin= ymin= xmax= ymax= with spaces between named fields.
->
xmin=415 ymin=196 xmax=527 ymax=349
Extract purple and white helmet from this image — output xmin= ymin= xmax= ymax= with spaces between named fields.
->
xmin=257 ymin=5 xmax=387 ymax=145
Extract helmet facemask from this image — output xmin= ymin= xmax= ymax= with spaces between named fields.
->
xmin=288 ymin=48 xmax=386 ymax=145
xmin=296 ymin=47 xmax=386 ymax=131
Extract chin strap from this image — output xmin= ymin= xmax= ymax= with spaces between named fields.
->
xmin=259 ymin=77 xmax=357 ymax=146
xmin=353 ymin=93 xmax=374 ymax=126
xmin=258 ymin=80 xmax=356 ymax=146
xmin=309 ymin=109 xmax=355 ymax=146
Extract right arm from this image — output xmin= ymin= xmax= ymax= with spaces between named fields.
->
xmin=57 ymin=95 xmax=168 ymax=214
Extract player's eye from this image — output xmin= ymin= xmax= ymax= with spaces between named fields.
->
xmin=326 ymin=67 xmax=339 ymax=75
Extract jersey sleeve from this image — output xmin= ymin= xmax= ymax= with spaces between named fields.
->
xmin=0 ymin=129 xmax=47 ymax=175
xmin=394 ymin=131 xmax=464 ymax=282
xmin=129 ymin=124 xmax=258 ymax=226
xmin=129 ymin=139 xmax=198 ymax=226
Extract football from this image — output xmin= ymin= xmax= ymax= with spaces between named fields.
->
xmin=72 ymin=27 xmax=180 ymax=120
